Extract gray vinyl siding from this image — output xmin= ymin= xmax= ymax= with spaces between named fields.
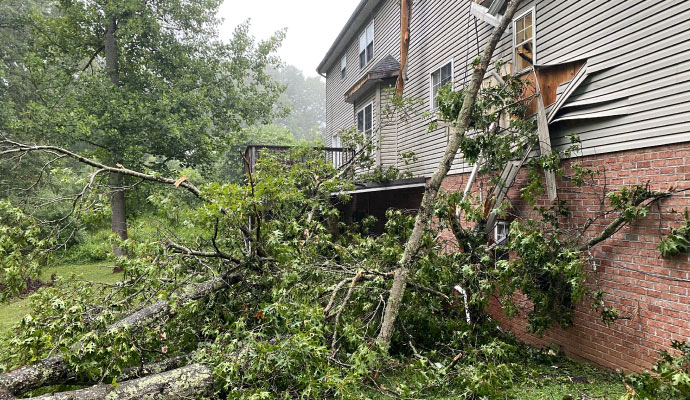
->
xmin=325 ymin=0 xmax=400 ymax=152
xmin=540 ymin=0 xmax=690 ymax=156
xmin=379 ymin=82 xmax=398 ymax=167
xmin=323 ymin=0 xmax=690 ymax=177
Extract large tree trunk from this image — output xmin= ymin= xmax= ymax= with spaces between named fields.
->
xmin=105 ymin=16 xmax=128 ymax=258
xmin=29 ymin=364 xmax=213 ymax=400
xmin=109 ymin=171 xmax=128 ymax=258
xmin=376 ymin=0 xmax=524 ymax=350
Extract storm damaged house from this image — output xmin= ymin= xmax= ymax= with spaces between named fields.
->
xmin=316 ymin=0 xmax=690 ymax=372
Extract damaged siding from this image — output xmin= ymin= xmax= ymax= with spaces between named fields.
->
xmin=538 ymin=0 xmax=690 ymax=155
xmin=325 ymin=0 xmax=690 ymax=177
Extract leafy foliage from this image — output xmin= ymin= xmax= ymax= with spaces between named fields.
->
xmin=658 ymin=209 xmax=690 ymax=258
xmin=0 ymin=201 xmax=53 ymax=302
xmin=624 ymin=341 xmax=690 ymax=399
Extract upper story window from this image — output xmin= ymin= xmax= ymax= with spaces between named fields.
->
xmin=430 ymin=61 xmax=453 ymax=110
xmin=341 ymin=56 xmax=347 ymax=80
xmin=357 ymin=103 xmax=373 ymax=138
xmin=513 ymin=9 xmax=535 ymax=72
xmin=359 ymin=21 xmax=374 ymax=68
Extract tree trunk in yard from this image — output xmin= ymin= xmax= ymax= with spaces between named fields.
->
xmin=28 ymin=364 xmax=213 ymax=400
xmin=376 ymin=0 xmax=524 ymax=351
xmin=105 ymin=17 xmax=128 ymax=258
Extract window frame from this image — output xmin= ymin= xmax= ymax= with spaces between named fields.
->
xmin=359 ymin=21 xmax=375 ymax=69
xmin=512 ymin=7 xmax=536 ymax=73
xmin=494 ymin=220 xmax=510 ymax=246
xmin=355 ymin=101 xmax=374 ymax=143
xmin=340 ymin=55 xmax=347 ymax=80
xmin=429 ymin=59 xmax=454 ymax=111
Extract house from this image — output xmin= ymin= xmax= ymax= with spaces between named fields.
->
xmin=317 ymin=0 xmax=690 ymax=372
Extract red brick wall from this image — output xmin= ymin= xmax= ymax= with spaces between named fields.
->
xmin=440 ymin=142 xmax=690 ymax=372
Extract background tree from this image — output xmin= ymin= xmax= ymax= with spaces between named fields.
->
xmin=5 ymin=0 xmax=285 ymax=257
xmin=269 ymin=65 xmax=326 ymax=141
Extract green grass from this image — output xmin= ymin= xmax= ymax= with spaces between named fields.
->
xmin=510 ymin=358 xmax=626 ymax=399
xmin=0 ymin=262 xmax=123 ymax=333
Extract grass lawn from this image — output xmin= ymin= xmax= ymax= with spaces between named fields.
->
xmin=0 ymin=262 xmax=123 ymax=333
xmin=510 ymin=357 xmax=627 ymax=399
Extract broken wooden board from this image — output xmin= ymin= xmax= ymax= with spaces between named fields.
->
xmin=533 ymin=69 xmax=558 ymax=202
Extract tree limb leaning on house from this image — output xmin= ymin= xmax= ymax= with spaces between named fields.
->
xmin=376 ymin=0 xmax=525 ymax=350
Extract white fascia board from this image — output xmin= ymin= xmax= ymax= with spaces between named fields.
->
xmin=470 ymin=2 xmax=503 ymax=27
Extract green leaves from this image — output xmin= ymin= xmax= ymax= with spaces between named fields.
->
xmin=0 ymin=200 xmax=54 ymax=302
xmin=658 ymin=209 xmax=690 ymax=258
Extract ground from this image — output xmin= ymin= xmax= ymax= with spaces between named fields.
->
xmin=0 ymin=262 xmax=123 ymax=333
xmin=0 ymin=262 xmax=626 ymax=399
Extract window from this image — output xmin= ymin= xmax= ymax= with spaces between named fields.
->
xmin=513 ymin=9 xmax=535 ymax=72
xmin=494 ymin=221 xmax=510 ymax=246
xmin=340 ymin=56 xmax=347 ymax=80
xmin=430 ymin=61 xmax=452 ymax=110
xmin=359 ymin=21 xmax=374 ymax=68
xmin=356 ymin=103 xmax=373 ymax=140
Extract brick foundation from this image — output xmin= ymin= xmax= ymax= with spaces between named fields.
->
xmin=440 ymin=142 xmax=690 ymax=372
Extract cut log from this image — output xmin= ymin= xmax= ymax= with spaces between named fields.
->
xmin=29 ymin=364 xmax=212 ymax=400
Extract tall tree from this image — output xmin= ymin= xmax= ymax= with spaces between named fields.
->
xmin=270 ymin=65 xmax=325 ymax=141
xmin=7 ymin=0 xmax=284 ymax=257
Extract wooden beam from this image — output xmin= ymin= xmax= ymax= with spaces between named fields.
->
xmin=533 ymin=68 xmax=558 ymax=202
xmin=395 ymin=0 xmax=412 ymax=95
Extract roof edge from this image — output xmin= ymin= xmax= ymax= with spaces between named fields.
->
xmin=316 ymin=0 xmax=385 ymax=76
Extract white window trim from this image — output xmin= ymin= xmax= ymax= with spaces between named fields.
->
xmin=494 ymin=220 xmax=510 ymax=245
xmin=359 ymin=20 xmax=375 ymax=69
xmin=341 ymin=55 xmax=347 ymax=80
xmin=512 ymin=7 xmax=536 ymax=73
xmin=429 ymin=59 xmax=454 ymax=111
xmin=355 ymin=101 xmax=374 ymax=135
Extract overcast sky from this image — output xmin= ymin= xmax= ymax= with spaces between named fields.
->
xmin=218 ymin=0 xmax=361 ymax=77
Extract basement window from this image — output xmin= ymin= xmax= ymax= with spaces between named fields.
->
xmin=494 ymin=220 xmax=510 ymax=246
xmin=359 ymin=21 xmax=374 ymax=68
xmin=341 ymin=56 xmax=347 ymax=80
xmin=430 ymin=61 xmax=453 ymax=110
xmin=513 ymin=9 xmax=535 ymax=72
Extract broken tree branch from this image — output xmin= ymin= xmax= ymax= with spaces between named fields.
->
xmin=27 ymin=363 xmax=212 ymax=400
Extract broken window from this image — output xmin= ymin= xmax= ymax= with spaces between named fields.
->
xmin=341 ymin=56 xmax=347 ymax=80
xmin=430 ymin=61 xmax=452 ymax=110
xmin=359 ymin=21 xmax=374 ymax=68
xmin=513 ymin=9 xmax=534 ymax=72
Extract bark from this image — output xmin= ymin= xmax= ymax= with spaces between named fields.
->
xmin=104 ymin=16 xmax=128 ymax=258
xmin=109 ymin=171 xmax=128 ymax=258
xmin=29 ymin=364 xmax=213 ymax=400
xmin=376 ymin=0 xmax=524 ymax=350
xmin=0 ymin=357 xmax=70 ymax=399
xmin=0 ymin=273 xmax=240 ymax=397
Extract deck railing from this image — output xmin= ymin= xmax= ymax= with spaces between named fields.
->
xmin=243 ymin=145 xmax=355 ymax=174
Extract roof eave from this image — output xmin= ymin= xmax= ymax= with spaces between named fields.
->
xmin=316 ymin=0 xmax=385 ymax=76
